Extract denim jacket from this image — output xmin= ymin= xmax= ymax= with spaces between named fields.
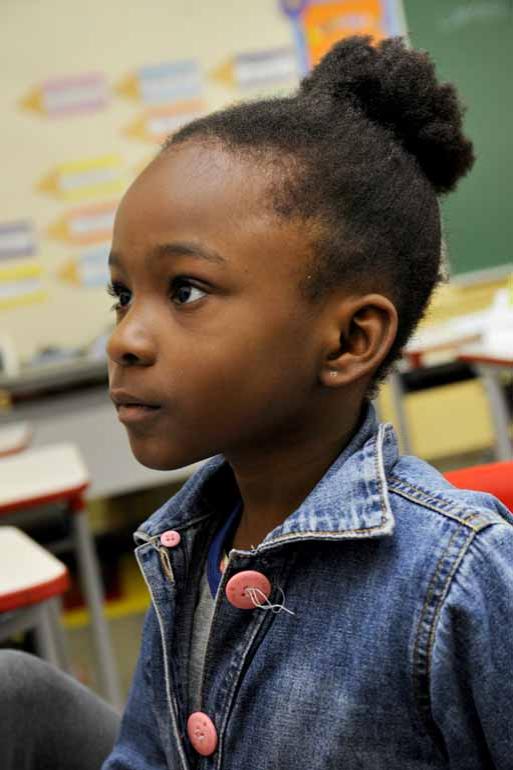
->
xmin=103 ymin=405 xmax=513 ymax=770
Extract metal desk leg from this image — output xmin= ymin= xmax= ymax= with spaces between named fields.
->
xmin=388 ymin=370 xmax=413 ymax=455
xmin=477 ymin=364 xmax=512 ymax=461
xmin=71 ymin=503 xmax=122 ymax=709
xmin=47 ymin=597 xmax=73 ymax=673
xmin=34 ymin=601 xmax=61 ymax=667
xmin=0 ymin=601 xmax=68 ymax=671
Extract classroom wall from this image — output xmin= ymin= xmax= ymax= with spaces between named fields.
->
xmin=1 ymin=0 xmax=297 ymax=360
xmin=1 ymin=1 xmax=508 ymax=462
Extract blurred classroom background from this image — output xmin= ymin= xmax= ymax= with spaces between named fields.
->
xmin=0 ymin=0 xmax=511 ymax=707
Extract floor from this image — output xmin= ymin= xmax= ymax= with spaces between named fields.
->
xmin=66 ymin=609 xmax=147 ymax=703
xmin=64 ymin=553 xmax=150 ymax=702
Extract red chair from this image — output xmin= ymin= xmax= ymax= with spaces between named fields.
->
xmin=445 ymin=461 xmax=513 ymax=513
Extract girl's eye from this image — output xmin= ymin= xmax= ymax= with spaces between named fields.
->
xmin=170 ymin=280 xmax=206 ymax=306
xmin=106 ymin=281 xmax=131 ymax=311
xmin=106 ymin=278 xmax=206 ymax=312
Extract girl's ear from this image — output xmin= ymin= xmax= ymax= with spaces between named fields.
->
xmin=319 ymin=294 xmax=398 ymax=388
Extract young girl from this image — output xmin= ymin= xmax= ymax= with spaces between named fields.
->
xmin=2 ymin=35 xmax=512 ymax=770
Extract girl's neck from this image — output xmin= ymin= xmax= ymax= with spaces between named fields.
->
xmin=228 ymin=408 xmax=362 ymax=551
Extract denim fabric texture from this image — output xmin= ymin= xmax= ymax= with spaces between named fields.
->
xmin=103 ymin=405 xmax=513 ymax=770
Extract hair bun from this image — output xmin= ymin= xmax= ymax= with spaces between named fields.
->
xmin=299 ymin=35 xmax=474 ymax=194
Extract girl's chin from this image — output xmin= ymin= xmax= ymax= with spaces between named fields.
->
xmin=128 ymin=436 xmax=201 ymax=472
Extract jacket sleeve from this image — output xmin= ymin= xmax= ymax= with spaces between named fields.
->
xmin=102 ymin=607 xmax=169 ymax=770
xmin=429 ymin=521 xmax=513 ymax=769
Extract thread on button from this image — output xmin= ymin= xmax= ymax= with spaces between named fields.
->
xmin=157 ymin=546 xmax=174 ymax=581
xmin=246 ymin=586 xmax=296 ymax=616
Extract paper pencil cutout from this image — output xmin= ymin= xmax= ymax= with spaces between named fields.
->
xmin=21 ymin=73 xmax=109 ymax=117
xmin=0 ymin=259 xmax=46 ymax=310
xmin=48 ymin=202 xmax=117 ymax=245
xmin=125 ymin=101 xmax=205 ymax=143
xmin=117 ymin=60 xmax=203 ymax=106
xmin=58 ymin=243 xmax=110 ymax=288
xmin=37 ymin=156 xmax=126 ymax=202
xmin=212 ymin=48 xmax=299 ymax=88
xmin=0 ymin=221 xmax=37 ymax=260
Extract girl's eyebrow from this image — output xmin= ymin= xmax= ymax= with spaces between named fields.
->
xmin=153 ymin=241 xmax=227 ymax=265
xmin=108 ymin=241 xmax=227 ymax=270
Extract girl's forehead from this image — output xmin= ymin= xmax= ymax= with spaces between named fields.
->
xmin=114 ymin=141 xmax=313 ymax=282
xmin=126 ymin=142 xmax=265 ymax=216
xmin=118 ymin=143 xmax=294 ymax=245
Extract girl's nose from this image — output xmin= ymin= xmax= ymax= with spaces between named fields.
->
xmin=107 ymin=316 xmax=156 ymax=367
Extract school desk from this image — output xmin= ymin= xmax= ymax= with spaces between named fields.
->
xmin=0 ymin=443 xmax=122 ymax=706
xmin=0 ymin=421 xmax=31 ymax=457
xmin=390 ymin=335 xmax=512 ymax=461
xmin=0 ymin=526 xmax=70 ymax=670
xmin=385 ymin=311 xmax=488 ymax=455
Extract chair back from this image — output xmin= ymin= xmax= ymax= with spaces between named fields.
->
xmin=445 ymin=461 xmax=513 ymax=513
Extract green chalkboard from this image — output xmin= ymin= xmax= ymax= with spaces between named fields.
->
xmin=403 ymin=0 xmax=513 ymax=279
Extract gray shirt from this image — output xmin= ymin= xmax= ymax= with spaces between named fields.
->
xmin=188 ymin=567 xmax=216 ymax=712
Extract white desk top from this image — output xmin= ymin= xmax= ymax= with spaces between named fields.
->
xmin=0 ymin=442 xmax=89 ymax=510
xmin=457 ymin=344 xmax=513 ymax=367
xmin=0 ymin=422 xmax=32 ymax=457
xmin=405 ymin=310 xmax=489 ymax=356
xmin=0 ymin=526 xmax=68 ymax=610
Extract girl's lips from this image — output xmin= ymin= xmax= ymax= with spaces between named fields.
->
xmin=116 ymin=404 xmax=161 ymax=425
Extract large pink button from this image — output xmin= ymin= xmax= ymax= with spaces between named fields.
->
xmin=187 ymin=712 xmax=218 ymax=756
xmin=225 ymin=570 xmax=271 ymax=609
xmin=160 ymin=530 xmax=181 ymax=548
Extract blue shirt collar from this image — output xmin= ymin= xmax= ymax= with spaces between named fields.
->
xmin=207 ymin=502 xmax=241 ymax=595
xmin=134 ymin=403 xmax=398 ymax=548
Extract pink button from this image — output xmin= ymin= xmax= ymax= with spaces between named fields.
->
xmin=225 ymin=570 xmax=271 ymax=609
xmin=187 ymin=712 xmax=218 ymax=756
xmin=160 ymin=530 xmax=181 ymax=548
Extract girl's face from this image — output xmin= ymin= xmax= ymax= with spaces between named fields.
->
xmin=107 ymin=142 xmax=326 ymax=470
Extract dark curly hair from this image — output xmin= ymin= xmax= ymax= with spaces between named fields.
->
xmin=163 ymin=36 xmax=475 ymax=381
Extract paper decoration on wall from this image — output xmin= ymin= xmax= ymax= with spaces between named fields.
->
xmin=117 ymin=60 xmax=203 ymax=106
xmin=21 ymin=73 xmax=109 ymax=117
xmin=48 ymin=202 xmax=117 ymax=246
xmin=0 ymin=259 xmax=46 ymax=309
xmin=212 ymin=48 xmax=299 ymax=89
xmin=58 ymin=243 xmax=110 ymax=288
xmin=282 ymin=0 xmax=405 ymax=70
xmin=0 ymin=221 xmax=37 ymax=260
xmin=125 ymin=100 xmax=205 ymax=143
xmin=37 ymin=155 xmax=126 ymax=202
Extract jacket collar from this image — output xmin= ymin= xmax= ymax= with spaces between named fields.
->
xmin=134 ymin=403 xmax=398 ymax=548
